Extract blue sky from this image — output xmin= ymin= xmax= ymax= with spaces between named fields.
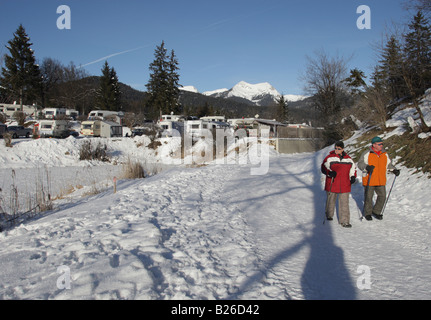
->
xmin=0 ymin=0 xmax=413 ymax=95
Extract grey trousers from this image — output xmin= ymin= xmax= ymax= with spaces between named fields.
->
xmin=326 ymin=192 xmax=350 ymax=224
xmin=364 ymin=185 xmax=386 ymax=216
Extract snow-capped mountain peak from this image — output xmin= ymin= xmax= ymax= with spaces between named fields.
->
xmin=179 ymin=86 xmax=199 ymax=93
xmin=203 ymin=81 xmax=307 ymax=106
xmin=228 ymin=81 xmax=280 ymax=103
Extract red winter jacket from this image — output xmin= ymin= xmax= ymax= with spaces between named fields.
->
xmin=321 ymin=151 xmax=357 ymax=193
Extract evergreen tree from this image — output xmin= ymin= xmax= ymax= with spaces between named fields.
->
xmin=276 ymin=95 xmax=289 ymax=123
xmin=146 ymin=41 xmax=181 ymax=115
xmin=167 ymin=49 xmax=181 ymax=113
xmin=378 ymin=36 xmax=407 ymax=100
xmin=404 ymin=11 xmax=431 ymax=96
xmin=0 ymin=24 xmax=42 ymax=109
xmin=95 ymin=61 xmax=121 ymax=111
xmin=344 ymin=68 xmax=367 ymax=95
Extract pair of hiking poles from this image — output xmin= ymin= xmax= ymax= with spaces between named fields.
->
xmin=323 ymin=169 xmax=398 ymax=224
xmin=360 ymin=168 xmax=398 ymax=221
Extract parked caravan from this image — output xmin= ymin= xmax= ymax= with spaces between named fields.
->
xmin=43 ymin=108 xmax=67 ymax=119
xmin=158 ymin=114 xmax=183 ymax=123
xmin=207 ymin=121 xmax=230 ymax=130
xmin=99 ymin=121 xmax=123 ymax=138
xmin=88 ymin=110 xmax=121 ymax=123
xmin=38 ymin=120 xmax=70 ymax=138
xmin=227 ymin=118 xmax=255 ymax=129
xmin=80 ymin=120 xmax=123 ymax=137
xmin=159 ymin=120 xmax=184 ymax=137
xmin=81 ymin=120 xmax=100 ymax=137
xmin=200 ymin=116 xmax=226 ymax=123
xmin=0 ymin=104 xmax=37 ymax=117
xmin=185 ymin=120 xmax=211 ymax=137
xmin=66 ymin=109 xmax=79 ymax=120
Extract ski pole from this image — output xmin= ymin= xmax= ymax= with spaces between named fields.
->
xmin=323 ymin=177 xmax=334 ymax=225
xmin=381 ymin=175 xmax=397 ymax=216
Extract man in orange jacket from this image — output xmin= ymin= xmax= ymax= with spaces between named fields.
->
xmin=358 ymin=136 xmax=400 ymax=220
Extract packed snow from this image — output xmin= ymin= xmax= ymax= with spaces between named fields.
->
xmin=1 ymin=96 xmax=431 ymax=300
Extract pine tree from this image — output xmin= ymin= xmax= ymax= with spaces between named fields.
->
xmin=146 ymin=41 xmax=181 ymax=115
xmin=0 ymin=24 xmax=42 ymax=110
xmin=404 ymin=11 xmax=431 ymax=96
xmin=95 ymin=61 xmax=121 ymax=111
xmin=276 ymin=95 xmax=289 ymax=123
xmin=344 ymin=68 xmax=367 ymax=95
xmin=167 ymin=49 xmax=181 ymax=113
xmin=378 ymin=36 xmax=408 ymax=100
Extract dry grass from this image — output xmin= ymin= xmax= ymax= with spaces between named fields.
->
xmin=121 ymin=158 xmax=146 ymax=179
xmin=385 ymin=132 xmax=431 ymax=176
xmin=349 ymin=127 xmax=431 ymax=177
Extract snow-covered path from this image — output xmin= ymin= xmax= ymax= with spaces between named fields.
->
xmin=1 ymin=149 xmax=431 ymax=300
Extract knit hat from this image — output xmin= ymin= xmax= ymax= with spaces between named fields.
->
xmin=371 ymin=136 xmax=383 ymax=144
xmin=335 ymin=141 xmax=344 ymax=149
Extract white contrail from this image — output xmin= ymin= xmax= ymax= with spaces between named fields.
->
xmin=79 ymin=46 xmax=146 ymax=68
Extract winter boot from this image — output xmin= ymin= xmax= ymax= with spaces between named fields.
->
xmin=372 ymin=213 xmax=383 ymax=220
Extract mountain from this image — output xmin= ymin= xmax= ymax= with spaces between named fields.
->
xmin=57 ymin=77 xmax=312 ymax=121
xmin=180 ymin=86 xmax=199 ymax=94
xmin=200 ymin=81 xmax=308 ymax=106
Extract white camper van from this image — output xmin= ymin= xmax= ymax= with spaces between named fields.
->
xmin=38 ymin=120 xmax=69 ymax=138
xmin=66 ymin=109 xmax=79 ymax=120
xmin=88 ymin=110 xmax=120 ymax=123
xmin=200 ymin=116 xmax=227 ymax=123
xmin=159 ymin=120 xmax=184 ymax=137
xmin=158 ymin=114 xmax=183 ymax=123
xmin=185 ymin=120 xmax=211 ymax=137
xmin=43 ymin=108 xmax=67 ymax=119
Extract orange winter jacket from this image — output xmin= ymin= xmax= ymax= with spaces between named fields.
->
xmin=358 ymin=147 xmax=396 ymax=186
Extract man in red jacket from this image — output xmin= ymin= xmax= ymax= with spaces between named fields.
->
xmin=321 ymin=141 xmax=357 ymax=228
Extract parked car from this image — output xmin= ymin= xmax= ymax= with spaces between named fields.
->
xmin=68 ymin=130 xmax=79 ymax=137
xmin=131 ymin=128 xmax=146 ymax=137
xmin=0 ymin=123 xmax=7 ymax=138
xmin=7 ymin=125 xmax=32 ymax=138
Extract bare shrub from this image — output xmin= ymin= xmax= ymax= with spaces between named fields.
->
xmin=79 ymin=140 xmax=110 ymax=162
xmin=121 ymin=158 xmax=146 ymax=180
xmin=3 ymin=132 xmax=12 ymax=147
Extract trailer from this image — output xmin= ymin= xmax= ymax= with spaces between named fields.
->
xmin=80 ymin=120 xmax=122 ymax=137
xmin=185 ymin=119 xmax=211 ymax=137
xmin=159 ymin=120 xmax=184 ymax=137
xmin=81 ymin=120 xmax=100 ymax=137
xmin=100 ymin=121 xmax=123 ymax=138
xmin=88 ymin=110 xmax=121 ymax=124
xmin=43 ymin=108 xmax=67 ymax=119
xmin=38 ymin=120 xmax=70 ymax=138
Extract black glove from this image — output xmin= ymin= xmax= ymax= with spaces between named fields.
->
xmin=350 ymin=176 xmax=356 ymax=184
xmin=366 ymin=165 xmax=375 ymax=173
xmin=328 ymin=171 xmax=337 ymax=178
xmin=393 ymin=169 xmax=400 ymax=176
